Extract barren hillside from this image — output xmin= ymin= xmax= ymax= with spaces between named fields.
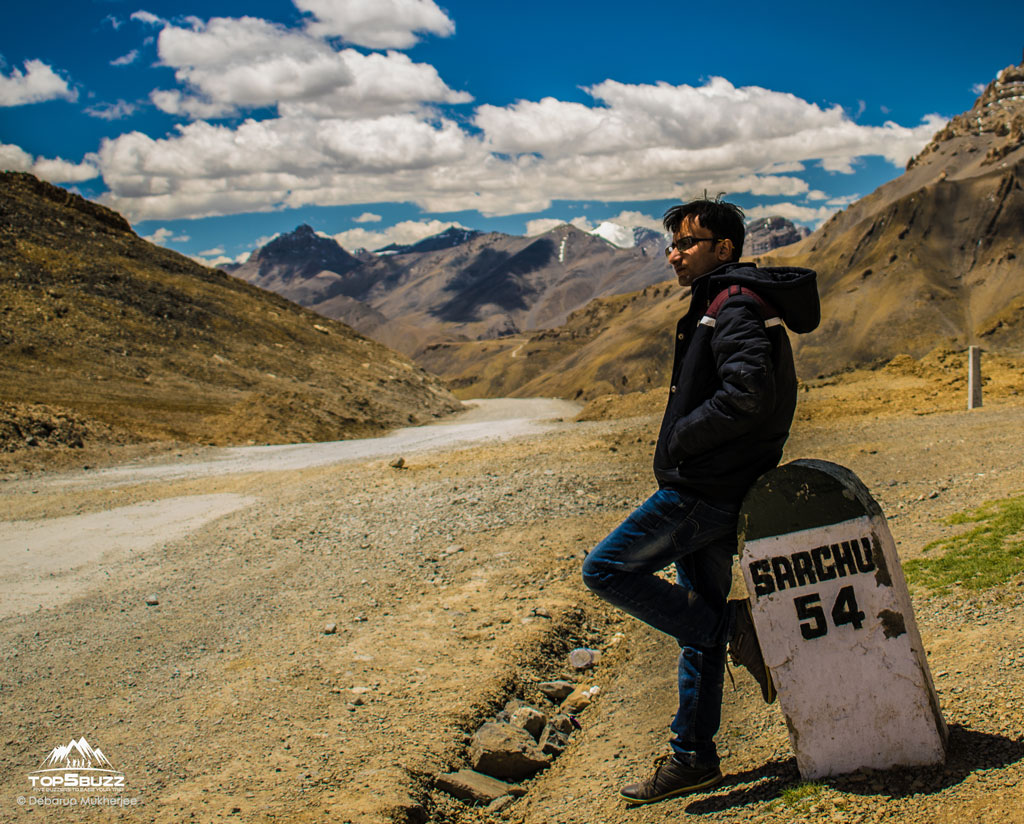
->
xmin=0 ymin=172 xmax=461 ymax=458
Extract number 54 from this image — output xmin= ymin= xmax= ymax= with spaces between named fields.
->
xmin=793 ymin=586 xmax=865 ymax=640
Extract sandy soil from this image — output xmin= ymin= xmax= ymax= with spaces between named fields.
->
xmin=1 ymin=375 xmax=1022 ymax=824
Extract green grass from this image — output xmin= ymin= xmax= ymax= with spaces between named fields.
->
xmin=904 ymin=493 xmax=1024 ymax=591
xmin=775 ymin=781 xmax=826 ymax=812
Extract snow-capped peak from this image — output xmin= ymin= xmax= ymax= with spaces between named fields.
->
xmin=591 ymin=221 xmax=636 ymax=248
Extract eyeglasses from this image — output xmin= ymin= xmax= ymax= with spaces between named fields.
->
xmin=664 ymin=236 xmax=725 ymax=257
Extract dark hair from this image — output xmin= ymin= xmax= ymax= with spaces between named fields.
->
xmin=663 ymin=194 xmax=745 ymax=261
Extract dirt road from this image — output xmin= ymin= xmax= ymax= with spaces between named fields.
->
xmin=1 ymin=386 xmax=1023 ymax=824
xmin=0 ymin=398 xmax=578 ymax=619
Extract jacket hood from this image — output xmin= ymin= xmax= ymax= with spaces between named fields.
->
xmin=698 ymin=262 xmax=820 ymax=334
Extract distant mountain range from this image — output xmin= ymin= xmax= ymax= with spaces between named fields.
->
xmin=227 ymin=222 xmax=670 ymax=355
xmin=225 ymin=215 xmax=807 ymax=358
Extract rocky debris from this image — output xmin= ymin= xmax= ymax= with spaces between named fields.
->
xmin=0 ymin=402 xmax=125 ymax=453
xmin=509 ymin=706 xmax=547 ymax=740
xmin=469 ymin=722 xmax=550 ymax=781
xmin=560 ymin=684 xmax=600 ymax=714
xmin=323 ymin=622 xmax=337 ymax=635
xmin=546 ymin=714 xmax=577 ymax=736
xmin=389 ymin=457 xmax=406 ymax=469
xmin=434 ymin=769 xmax=523 ymax=804
xmin=537 ymin=680 xmax=575 ymax=702
xmin=145 ymin=594 xmax=160 ymax=606
xmin=486 ymin=794 xmax=515 ymax=812
xmin=494 ymin=698 xmax=531 ymax=723
xmin=568 ymin=647 xmax=602 ymax=670
xmin=916 ymin=59 xmax=1024 ymax=160
xmin=538 ymin=726 xmax=569 ymax=756
xmin=436 ymin=631 xmax=611 ymax=807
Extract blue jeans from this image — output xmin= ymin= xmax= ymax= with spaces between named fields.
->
xmin=582 ymin=488 xmax=739 ymax=768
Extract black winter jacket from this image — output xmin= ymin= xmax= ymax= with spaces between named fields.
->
xmin=653 ymin=261 xmax=820 ymax=501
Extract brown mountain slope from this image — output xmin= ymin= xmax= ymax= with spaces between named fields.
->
xmin=0 ymin=172 xmax=460 ymax=454
xmin=763 ymin=60 xmax=1024 ymax=376
xmin=416 ymin=282 xmax=681 ymax=401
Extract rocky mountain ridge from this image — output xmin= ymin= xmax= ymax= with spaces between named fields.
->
xmin=745 ymin=216 xmax=811 ymax=255
xmin=763 ymin=58 xmax=1024 ymax=376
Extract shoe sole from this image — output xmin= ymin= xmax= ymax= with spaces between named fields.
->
xmin=619 ymin=770 xmax=723 ymax=804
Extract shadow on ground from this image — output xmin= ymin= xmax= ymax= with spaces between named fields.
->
xmin=685 ymin=725 xmax=1024 ymax=814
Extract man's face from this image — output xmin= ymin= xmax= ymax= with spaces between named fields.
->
xmin=666 ymin=216 xmax=732 ymax=287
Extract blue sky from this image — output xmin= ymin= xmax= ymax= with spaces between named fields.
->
xmin=2 ymin=0 xmax=1021 ymax=266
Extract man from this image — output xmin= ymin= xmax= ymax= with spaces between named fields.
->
xmin=582 ymin=196 xmax=819 ymax=804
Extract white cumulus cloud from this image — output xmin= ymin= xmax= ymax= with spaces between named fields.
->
xmin=331 ymin=218 xmax=466 ymax=250
xmin=295 ymin=0 xmax=455 ymax=49
xmin=93 ymin=60 xmax=943 ymax=223
xmin=525 ymin=218 xmax=565 ymax=236
xmin=86 ymin=100 xmax=138 ymax=120
xmin=1 ymin=142 xmax=99 ymax=183
xmin=0 ymin=142 xmax=34 ymax=171
xmin=353 ymin=211 xmax=381 ymax=223
xmin=278 ymin=49 xmax=471 ymax=117
xmin=605 ymin=210 xmax=663 ymax=232
xmin=142 ymin=227 xmax=174 ymax=244
xmin=0 ymin=59 xmax=76 ymax=107
xmin=111 ymin=50 xmax=140 ymax=67
xmin=150 ymin=16 xmax=355 ymax=119
xmin=32 ymin=156 xmax=101 ymax=183
xmin=131 ymin=10 xmax=165 ymax=26
xmin=147 ymin=15 xmax=468 ymax=120
xmin=194 ymin=250 xmax=248 ymax=267
xmin=96 ymin=113 xmax=482 ymax=220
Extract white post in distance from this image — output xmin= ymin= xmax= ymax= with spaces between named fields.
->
xmin=967 ymin=346 xmax=982 ymax=410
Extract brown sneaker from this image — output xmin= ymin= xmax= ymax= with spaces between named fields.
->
xmin=728 ymin=598 xmax=776 ymax=704
xmin=619 ymin=755 xmax=722 ymax=804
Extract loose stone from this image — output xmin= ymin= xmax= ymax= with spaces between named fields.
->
xmin=435 ymin=769 xmax=519 ymax=804
xmin=469 ymin=721 xmax=550 ymax=781
xmin=509 ymin=706 xmax=547 ymax=740
xmin=538 ymin=681 xmax=575 ymax=702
